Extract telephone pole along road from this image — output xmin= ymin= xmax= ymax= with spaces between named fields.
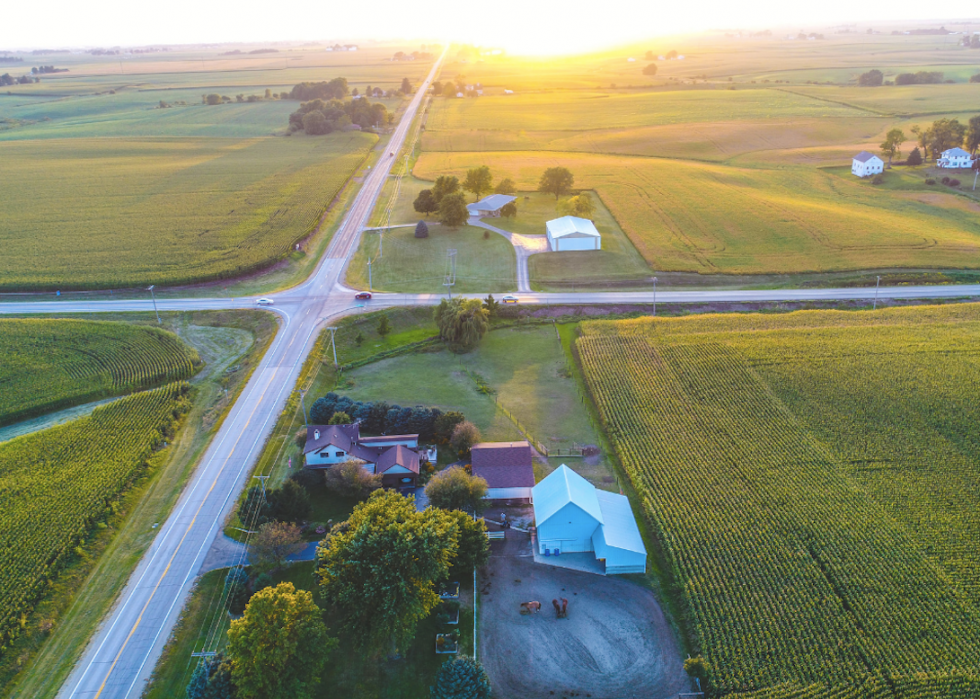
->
xmin=0 ymin=46 xmax=977 ymax=699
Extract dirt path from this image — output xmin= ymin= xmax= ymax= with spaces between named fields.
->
xmin=479 ymin=531 xmax=689 ymax=699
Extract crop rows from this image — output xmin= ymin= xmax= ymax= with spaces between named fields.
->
xmin=0 ymin=383 xmax=191 ymax=651
xmin=0 ymin=319 xmax=199 ymax=427
xmin=575 ymin=305 xmax=980 ymax=697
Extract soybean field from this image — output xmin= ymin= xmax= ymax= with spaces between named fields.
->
xmin=0 ymin=319 xmax=199 ymax=427
xmin=576 ymin=304 xmax=980 ymax=698
xmin=0 ymin=383 xmax=192 ymax=653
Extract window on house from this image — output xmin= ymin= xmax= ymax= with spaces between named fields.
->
xmin=334 ymin=451 xmax=345 ymax=457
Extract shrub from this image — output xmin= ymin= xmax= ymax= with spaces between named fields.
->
xmin=424 ymin=466 xmax=488 ymax=513
xmin=415 ymin=220 xmax=429 ymax=238
xmin=500 ymin=201 xmax=517 ymax=218
xmin=941 ymin=176 xmax=950 ymax=185
xmin=249 ymin=522 xmax=304 ymax=571
xmin=949 ymin=179 xmax=961 ymax=187
xmin=266 ymin=479 xmax=311 ymax=523
xmin=907 ymin=147 xmax=923 ymax=166
xmin=328 ymin=411 xmax=351 ymax=425
xmin=483 ymin=230 xmax=490 ymax=240
xmin=925 ymin=178 xmax=936 ymax=185
xmin=871 ymin=174 xmax=884 ymax=185
xmin=324 ymin=459 xmax=382 ymax=499
xmin=450 ymin=421 xmax=481 ymax=458
xmin=431 ymin=656 xmax=492 ymax=699
xmin=684 ymin=655 xmax=710 ymax=681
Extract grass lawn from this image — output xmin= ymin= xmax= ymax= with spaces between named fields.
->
xmin=146 ymin=560 xmax=475 ymax=699
xmin=346 ymin=224 xmax=517 ymax=293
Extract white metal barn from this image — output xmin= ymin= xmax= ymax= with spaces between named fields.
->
xmin=466 ymin=194 xmax=517 ymax=218
xmin=545 ymin=216 xmax=602 ymax=251
xmin=851 ymin=151 xmax=884 ymax=178
xmin=532 ymin=465 xmax=646 ymax=574
xmin=938 ymin=147 xmax=974 ymax=169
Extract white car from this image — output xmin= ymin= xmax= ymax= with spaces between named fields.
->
xmin=502 ymin=295 xmax=519 ymax=304
xmin=255 ymin=298 xmax=275 ymax=306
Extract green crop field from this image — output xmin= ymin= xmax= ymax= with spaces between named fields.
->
xmin=575 ymin=304 xmax=980 ymax=698
xmin=0 ymin=319 xmax=199 ymax=427
xmin=0 ymin=383 xmax=192 ymax=653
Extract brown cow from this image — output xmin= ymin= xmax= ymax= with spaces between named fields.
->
xmin=561 ymin=598 xmax=568 ymax=618
xmin=520 ymin=601 xmax=542 ymax=614
xmin=552 ymin=599 xmax=561 ymax=617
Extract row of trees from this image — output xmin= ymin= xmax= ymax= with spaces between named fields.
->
xmin=859 ymin=69 xmax=947 ymax=86
xmin=287 ymin=97 xmax=391 ymax=134
xmin=879 ymin=116 xmax=980 ymax=164
xmin=0 ymin=73 xmax=38 ymax=85
xmin=308 ymin=392 xmax=467 ymax=442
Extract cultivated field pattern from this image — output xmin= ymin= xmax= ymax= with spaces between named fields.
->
xmin=576 ymin=305 xmax=980 ymax=698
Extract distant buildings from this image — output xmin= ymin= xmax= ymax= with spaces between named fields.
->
xmin=938 ymin=147 xmax=974 ymax=169
xmin=851 ymin=151 xmax=884 ymax=178
xmin=467 ymin=194 xmax=517 ymax=218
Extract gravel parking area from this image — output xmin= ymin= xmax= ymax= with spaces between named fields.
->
xmin=478 ymin=527 xmax=689 ymax=699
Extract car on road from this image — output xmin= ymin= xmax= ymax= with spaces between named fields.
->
xmin=355 ymin=292 xmax=373 ymax=300
xmin=502 ymin=295 xmax=519 ymax=304
xmin=255 ymin=298 xmax=274 ymax=306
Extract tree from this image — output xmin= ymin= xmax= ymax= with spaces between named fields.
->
xmin=642 ymin=64 xmax=658 ymax=76
xmin=434 ymin=298 xmax=490 ymax=352
xmin=971 ymin=35 xmax=980 ymax=49
xmin=227 ymin=583 xmax=333 ymax=699
xmin=494 ymin=178 xmax=516 ymax=195
xmin=378 ymin=314 xmax=391 ymax=337
xmin=557 ymin=193 xmax=596 ymax=219
xmin=880 ymin=128 xmax=906 ymax=164
xmin=328 ymin=411 xmax=351 ymax=425
xmin=966 ymin=115 xmax=980 ymax=154
xmin=463 ymin=166 xmax=493 ymax=201
xmin=433 ymin=411 xmax=466 ymax=443
xmin=666 ymin=49 xmax=678 ymax=59
xmin=205 ymin=93 xmax=221 ymax=105
xmin=250 ymin=522 xmax=304 ymax=571
xmin=500 ymin=201 xmax=517 ymax=218
xmin=301 ymin=110 xmax=330 ymax=135
xmin=414 ymin=189 xmax=438 ymax=216
xmin=186 ymin=653 xmax=234 ymax=699
xmin=224 ymin=566 xmax=250 ymax=615
xmin=450 ymin=421 xmax=481 ymax=458
xmin=925 ymin=118 xmax=966 ymax=159
xmin=482 ymin=294 xmax=500 ymax=317
xmin=684 ymin=655 xmax=710 ymax=682
xmin=324 ymin=459 xmax=382 ymax=498
xmin=432 ymin=175 xmax=460 ymax=203
xmin=401 ymin=77 xmax=413 ymax=94
xmin=858 ymin=69 xmax=884 ymax=87
xmin=267 ymin=479 xmax=311 ymax=523
xmin=446 ymin=510 xmax=490 ymax=570
xmin=438 ymin=192 xmax=470 ymax=228
xmin=971 ymin=74 xmax=980 ymax=84
xmin=415 ymin=220 xmax=430 ymax=238
xmin=430 ymin=656 xmax=492 ymax=699
xmin=316 ymin=490 xmax=460 ymax=652
xmin=538 ymin=167 xmax=575 ymax=200
xmin=425 ymin=466 xmax=489 ymax=513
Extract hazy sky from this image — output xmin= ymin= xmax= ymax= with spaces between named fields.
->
xmin=2 ymin=0 xmax=978 ymax=53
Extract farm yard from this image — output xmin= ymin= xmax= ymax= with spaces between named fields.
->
xmin=575 ymin=304 xmax=980 ymax=697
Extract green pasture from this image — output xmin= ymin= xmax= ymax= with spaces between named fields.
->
xmin=791 ymin=84 xmax=980 ymax=116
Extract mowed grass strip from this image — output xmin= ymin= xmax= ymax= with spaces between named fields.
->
xmin=415 ymin=150 xmax=980 ymax=275
xmin=576 ymin=304 xmax=980 ymax=696
xmin=0 ymin=133 xmax=374 ymax=290
xmin=0 ymin=319 xmax=199 ymax=428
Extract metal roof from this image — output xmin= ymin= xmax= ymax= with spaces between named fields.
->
xmin=546 ymin=216 xmax=601 ymax=238
xmin=595 ymin=490 xmax=647 ymax=555
xmin=852 ymin=151 xmax=881 ymax=163
xmin=467 ymin=194 xmax=517 ymax=212
xmin=471 ymin=441 xmax=534 ymax=488
xmin=532 ymin=464 xmax=603 ymax=526
xmin=942 ymin=147 xmax=972 ymax=158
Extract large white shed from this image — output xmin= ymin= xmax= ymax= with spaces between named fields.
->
xmin=851 ymin=151 xmax=884 ymax=178
xmin=546 ymin=216 xmax=602 ymax=251
xmin=532 ymin=465 xmax=646 ymax=574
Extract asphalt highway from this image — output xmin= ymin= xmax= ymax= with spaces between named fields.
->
xmin=0 ymin=44 xmax=977 ymax=699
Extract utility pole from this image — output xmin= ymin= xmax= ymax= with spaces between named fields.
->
xmin=252 ymin=474 xmax=270 ymax=500
xmin=973 ymin=168 xmax=978 ymax=191
xmin=443 ymin=249 xmax=457 ymax=298
xmin=652 ymin=276 xmax=658 ymax=317
xmin=873 ymin=275 xmax=881 ymax=310
xmin=300 ymin=389 xmax=308 ymax=427
xmin=325 ymin=326 xmax=339 ymax=367
xmin=367 ymin=259 xmax=372 ymax=292
xmin=147 ymin=285 xmax=161 ymax=324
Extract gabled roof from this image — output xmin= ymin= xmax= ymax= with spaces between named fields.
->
xmin=303 ymin=424 xmax=359 ymax=454
xmin=359 ymin=434 xmax=419 ymax=445
xmin=467 ymin=194 xmax=516 ymax=212
xmin=532 ymin=464 xmax=603 ymax=526
xmin=595 ymin=490 xmax=646 ymax=555
xmin=471 ymin=441 xmax=534 ymax=488
xmin=852 ymin=151 xmax=881 ymax=163
xmin=375 ymin=445 xmax=420 ymax=474
xmin=941 ymin=147 xmax=972 ymax=158
xmin=546 ymin=216 xmax=601 ymax=239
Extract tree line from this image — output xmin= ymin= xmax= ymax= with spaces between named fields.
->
xmin=878 ymin=115 xmax=980 ymax=165
xmin=859 ymin=69 xmax=949 ymax=86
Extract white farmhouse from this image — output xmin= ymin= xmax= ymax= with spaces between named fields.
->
xmin=851 ymin=151 xmax=884 ymax=178
xmin=533 ymin=465 xmax=646 ymax=574
xmin=303 ymin=424 xmax=421 ymax=489
xmin=938 ymin=147 xmax=974 ymax=169
xmin=546 ymin=216 xmax=602 ymax=251
xmin=466 ymin=194 xmax=516 ymax=218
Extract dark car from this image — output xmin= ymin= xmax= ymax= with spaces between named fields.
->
xmin=355 ymin=292 xmax=372 ymax=300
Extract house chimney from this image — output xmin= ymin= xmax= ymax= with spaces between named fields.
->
xmin=314 ymin=429 xmax=320 ymax=440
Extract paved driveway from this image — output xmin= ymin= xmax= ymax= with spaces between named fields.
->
xmin=478 ymin=530 xmax=690 ymax=699
xmin=469 ymin=219 xmax=549 ymax=292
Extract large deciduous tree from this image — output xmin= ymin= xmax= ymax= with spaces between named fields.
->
xmin=414 ymin=189 xmax=439 ymax=217
xmin=324 ymin=459 xmax=382 ymax=499
xmin=438 ymin=192 xmax=470 ymax=228
xmin=450 ymin=421 xmax=481 ymax=458
xmin=538 ymin=167 xmax=575 ymax=200
xmin=556 ymin=193 xmax=597 ymax=219
xmin=432 ymin=175 xmax=460 ymax=203
xmin=316 ymin=490 xmax=460 ymax=653
xmin=858 ymin=69 xmax=884 ymax=87
xmin=430 ymin=656 xmax=492 ymax=699
xmin=494 ymin=178 xmax=516 ymax=195
xmin=434 ymin=298 xmax=490 ymax=352
xmin=463 ymin=166 xmax=493 ymax=201
xmin=250 ymin=522 xmax=305 ymax=571
xmin=642 ymin=63 xmax=658 ymax=76
xmin=880 ymin=128 xmax=906 ymax=164
xmin=227 ymin=583 xmax=333 ymax=699
xmin=965 ymin=115 xmax=980 ymax=155
xmin=425 ymin=466 xmax=488 ymax=513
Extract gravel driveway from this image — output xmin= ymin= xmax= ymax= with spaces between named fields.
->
xmin=478 ymin=530 xmax=689 ymax=699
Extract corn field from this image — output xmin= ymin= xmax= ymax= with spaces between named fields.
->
xmin=576 ymin=304 xmax=980 ymax=698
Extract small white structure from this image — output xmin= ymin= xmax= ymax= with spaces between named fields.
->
xmin=627 ymin=57 xmax=636 ymax=62
xmin=533 ymin=465 xmax=646 ymax=574
xmin=546 ymin=216 xmax=602 ymax=251
xmin=503 ymin=89 xmax=514 ymax=95
xmin=938 ymin=147 xmax=974 ymax=169
xmin=851 ymin=151 xmax=884 ymax=178
xmin=467 ymin=194 xmax=517 ymax=218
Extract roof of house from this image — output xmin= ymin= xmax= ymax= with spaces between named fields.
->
xmin=595 ymin=489 xmax=646 ymax=555
xmin=942 ymin=147 xmax=972 ymax=158
xmin=852 ymin=151 xmax=881 ymax=163
xmin=471 ymin=441 xmax=534 ymax=488
xmin=375 ymin=444 xmax=420 ymax=474
xmin=303 ymin=424 xmax=359 ymax=454
xmin=359 ymin=434 xmax=419 ymax=445
xmin=546 ymin=216 xmax=601 ymax=239
xmin=467 ymin=194 xmax=517 ymax=213
xmin=532 ymin=464 xmax=603 ymax=525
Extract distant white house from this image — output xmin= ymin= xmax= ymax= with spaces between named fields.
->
xmin=851 ymin=151 xmax=884 ymax=178
xmin=466 ymin=194 xmax=516 ymax=218
xmin=532 ymin=465 xmax=646 ymax=574
xmin=938 ymin=147 xmax=974 ymax=169
xmin=627 ymin=57 xmax=636 ymax=62
xmin=546 ymin=216 xmax=602 ymax=251
xmin=503 ymin=89 xmax=514 ymax=95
